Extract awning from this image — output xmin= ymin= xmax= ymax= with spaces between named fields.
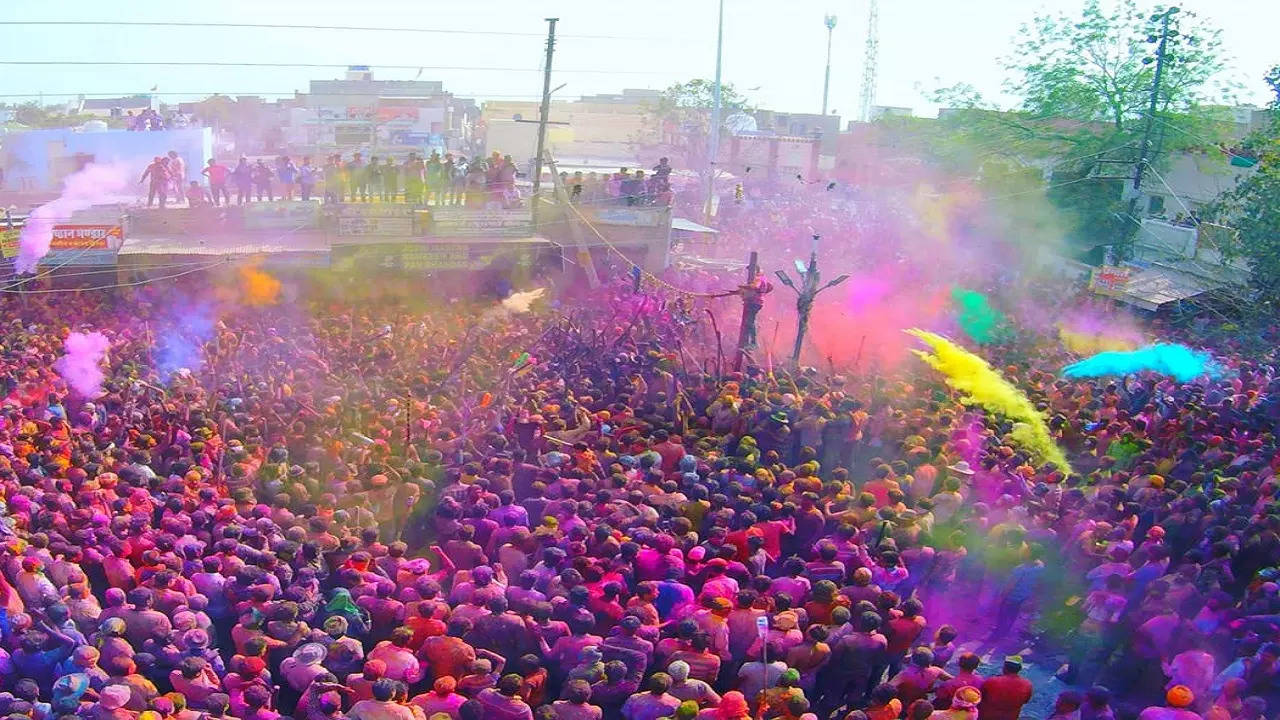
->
xmin=671 ymin=217 xmax=719 ymax=234
xmin=1095 ymin=265 xmax=1216 ymax=311
xmin=673 ymin=255 xmax=747 ymax=272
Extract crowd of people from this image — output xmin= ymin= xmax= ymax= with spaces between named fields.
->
xmin=140 ymin=151 xmax=678 ymax=212
xmin=560 ymin=158 xmax=675 ymax=208
xmin=0 ymin=240 xmax=1277 ymax=720
xmin=143 ymin=151 xmax=519 ymax=210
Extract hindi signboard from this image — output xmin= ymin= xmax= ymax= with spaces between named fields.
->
xmin=337 ymin=216 xmax=416 ymax=236
xmin=334 ymin=204 xmax=418 ymax=218
xmin=49 ymin=224 xmax=123 ymax=250
xmin=428 ymin=208 xmax=531 ymax=237
xmin=331 ymin=240 xmax=547 ymax=273
xmin=1090 ymin=265 xmax=1133 ymax=294
xmin=0 ymin=225 xmax=124 ymax=263
xmin=243 ymin=201 xmax=321 ymax=230
xmin=333 ymin=204 xmax=419 ymax=236
xmin=0 ymin=229 xmax=18 ymax=259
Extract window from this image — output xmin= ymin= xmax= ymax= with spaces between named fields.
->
xmin=1147 ymin=195 xmax=1165 ymax=216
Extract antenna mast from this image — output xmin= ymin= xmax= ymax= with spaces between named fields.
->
xmin=858 ymin=0 xmax=879 ymax=122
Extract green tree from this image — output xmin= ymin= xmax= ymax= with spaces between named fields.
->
xmin=991 ymin=1 xmax=1238 ymax=256
xmin=924 ymin=80 xmax=994 ymax=111
xmin=641 ymin=79 xmax=752 ymax=167
xmin=657 ymin=79 xmax=750 ymax=113
xmin=1004 ymin=0 xmax=1234 ymax=132
xmin=4 ymin=101 xmax=119 ymax=129
xmin=1210 ymin=66 xmax=1280 ymax=303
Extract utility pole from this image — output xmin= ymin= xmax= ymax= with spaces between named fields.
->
xmin=1124 ymin=5 xmax=1178 ymax=256
xmin=702 ymin=0 xmax=725 ymax=225
xmin=776 ymin=237 xmax=850 ymax=364
xmin=545 ymin=152 xmax=599 ymax=288
xmin=1133 ymin=6 xmax=1178 ymax=197
xmin=532 ymin=17 xmax=558 ymax=197
xmin=822 ymin=15 xmax=837 ymax=115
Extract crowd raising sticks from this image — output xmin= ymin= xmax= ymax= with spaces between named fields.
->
xmin=0 ymin=212 xmax=1278 ymax=720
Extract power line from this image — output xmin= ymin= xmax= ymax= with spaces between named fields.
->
xmin=0 ymin=259 xmax=215 ymax=283
xmin=1141 ymin=112 xmax=1255 ymax=162
xmin=0 ymin=20 xmax=655 ymax=41
xmin=1143 ymin=163 xmax=1202 ymax=227
xmin=0 ymin=258 xmax=229 ymax=294
xmin=0 ymin=60 xmax=678 ymax=76
xmin=0 ymin=91 xmax=550 ymax=100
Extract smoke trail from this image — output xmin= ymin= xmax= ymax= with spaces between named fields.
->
xmin=1062 ymin=344 xmax=1220 ymax=382
xmin=1057 ymin=326 xmax=1142 ymax=355
xmin=54 ymin=331 xmax=110 ymax=397
xmin=951 ymin=287 xmax=1008 ymax=345
xmin=155 ymin=301 xmax=217 ymax=381
xmin=479 ymin=287 xmax=546 ymax=326
xmin=239 ymin=265 xmax=281 ymax=306
xmin=908 ymin=329 xmax=1072 ymax=473
xmin=17 ymin=164 xmax=129 ymax=274
xmin=1056 ymin=309 xmax=1146 ymax=355
xmin=500 ymin=287 xmax=546 ymax=313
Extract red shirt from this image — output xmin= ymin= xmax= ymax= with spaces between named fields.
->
xmin=405 ymin=615 xmax=445 ymax=651
xmin=419 ymin=636 xmax=475 ymax=683
xmin=978 ymin=673 xmax=1033 ymax=720
xmin=724 ymin=528 xmax=759 ymax=562
xmin=205 ymin=164 xmax=230 ymax=184
xmin=654 ymin=441 xmax=686 ymax=474
xmin=885 ymin=615 xmax=925 ymax=656
xmin=752 ymin=520 xmax=793 ymax=560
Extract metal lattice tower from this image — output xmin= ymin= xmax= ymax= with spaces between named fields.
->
xmin=858 ymin=0 xmax=879 ymax=122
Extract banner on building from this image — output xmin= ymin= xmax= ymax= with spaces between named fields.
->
xmin=334 ymin=123 xmax=373 ymax=146
xmin=337 ymin=216 xmax=416 ymax=236
xmin=0 ymin=225 xmax=124 ymax=266
xmin=49 ymin=224 xmax=123 ymax=250
xmin=428 ymin=208 xmax=531 ymax=237
xmin=334 ymin=204 xmax=417 ymax=218
xmin=243 ymin=201 xmax=321 ymax=230
xmin=0 ymin=229 xmax=18 ymax=259
xmin=1090 ymin=266 xmax=1133 ymax=294
xmin=331 ymin=240 xmax=549 ymax=272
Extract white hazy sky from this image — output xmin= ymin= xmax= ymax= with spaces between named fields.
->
xmin=2 ymin=0 xmax=1276 ymax=118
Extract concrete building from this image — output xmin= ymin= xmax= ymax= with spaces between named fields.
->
xmin=867 ymin=105 xmax=913 ymax=122
xmin=480 ymin=91 xmax=661 ymax=168
xmin=288 ymin=68 xmax=465 ymax=155
xmin=726 ymin=133 xmax=821 ymax=182
xmin=1137 ymin=151 xmax=1256 ymax=221
xmin=77 ymin=95 xmax=157 ymax=119
xmin=749 ymin=111 xmax=842 ymax=155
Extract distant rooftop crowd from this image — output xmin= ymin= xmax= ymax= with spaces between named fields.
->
xmin=137 ymin=153 xmax=675 ymax=212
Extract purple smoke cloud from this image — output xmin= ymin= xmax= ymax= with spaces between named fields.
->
xmin=17 ymin=163 xmax=129 ymax=274
xmin=54 ymin=331 xmax=111 ymax=397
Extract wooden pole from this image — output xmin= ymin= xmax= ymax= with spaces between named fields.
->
xmin=733 ymin=251 xmax=761 ymax=372
xmin=404 ymin=393 xmax=412 ymax=450
xmin=705 ymin=308 xmax=724 ymax=379
xmin=546 ymin=153 xmax=599 ymax=288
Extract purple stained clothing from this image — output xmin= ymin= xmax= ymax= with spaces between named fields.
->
xmin=488 ymin=504 xmax=530 ymax=527
xmin=620 ymin=691 xmax=681 ymax=720
xmin=0 ymin=241 xmax=1272 ymax=720
xmin=653 ymin=580 xmax=695 ymax=619
xmin=475 ymin=689 xmax=534 ymax=720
